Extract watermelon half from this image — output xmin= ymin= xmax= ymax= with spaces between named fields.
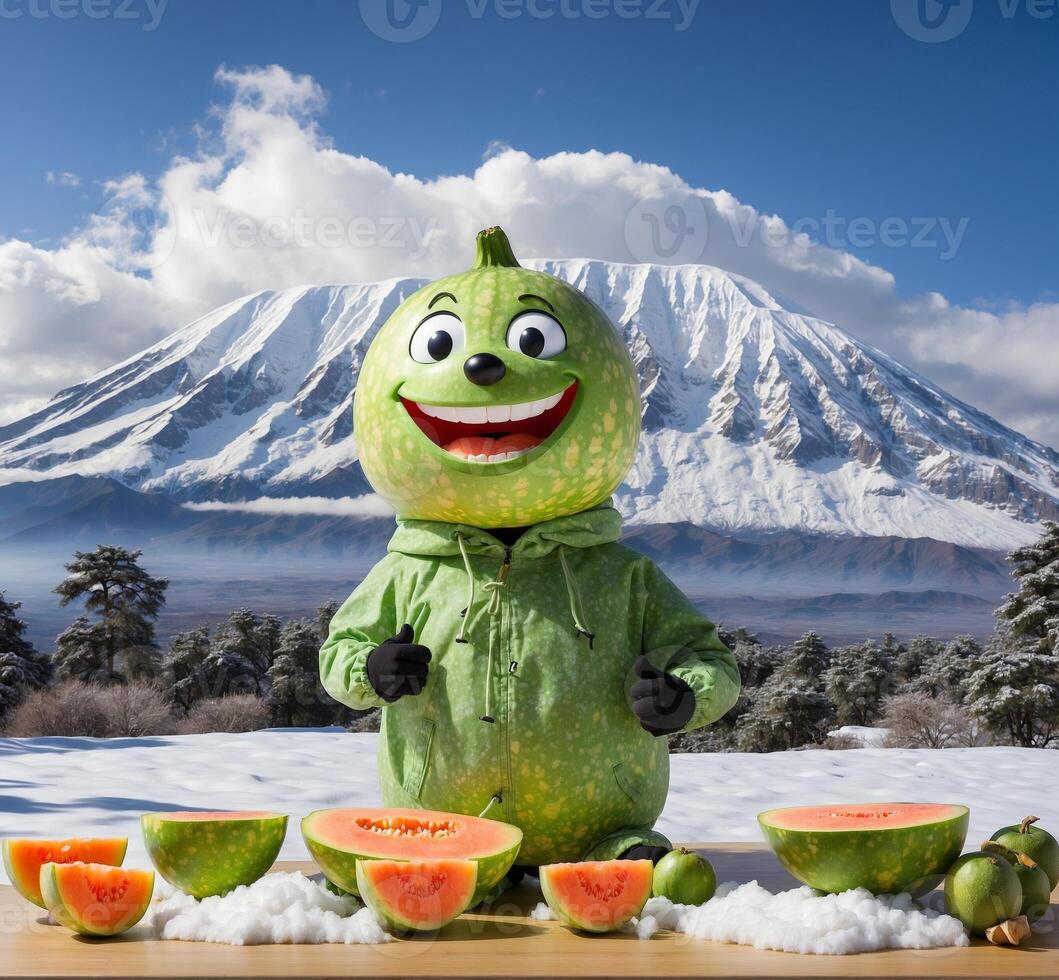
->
xmin=539 ymin=859 xmax=654 ymax=933
xmin=356 ymin=858 xmax=477 ymax=934
xmin=40 ymin=862 xmax=154 ymax=937
xmin=141 ymin=810 xmax=287 ymax=898
xmin=2 ymin=838 xmax=127 ymax=909
xmin=758 ymin=802 xmax=969 ymax=895
xmin=302 ymin=807 xmax=522 ymax=904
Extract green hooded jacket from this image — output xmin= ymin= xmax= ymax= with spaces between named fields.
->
xmin=320 ymin=502 xmax=740 ymax=866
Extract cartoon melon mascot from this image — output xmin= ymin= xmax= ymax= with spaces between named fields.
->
xmin=321 ymin=227 xmax=740 ymax=876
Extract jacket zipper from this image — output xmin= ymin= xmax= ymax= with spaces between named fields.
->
xmin=498 ymin=546 xmax=514 ymax=823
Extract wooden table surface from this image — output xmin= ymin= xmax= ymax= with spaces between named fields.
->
xmin=2 ymin=844 xmax=1057 ymax=979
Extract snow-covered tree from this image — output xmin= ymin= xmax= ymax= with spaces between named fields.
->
xmin=267 ymin=617 xmax=335 ymax=728
xmin=735 ymin=632 xmax=834 ymax=751
xmin=0 ymin=593 xmax=53 ymax=721
xmin=996 ymin=521 xmax=1059 ymax=654
xmin=911 ymin=634 xmax=982 ymax=699
xmin=965 ymin=632 xmax=1059 ymax=747
xmin=824 ymin=640 xmax=896 ymax=727
xmin=54 ymin=616 xmax=111 ymax=682
xmin=54 ymin=546 xmax=168 ymax=681
xmin=895 ymin=635 xmax=942 ymax=687
xmin=164 ymin=626 xmax=213 ymax=713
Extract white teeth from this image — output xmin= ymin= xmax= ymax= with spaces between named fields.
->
xmin=465 ymin=447 xmax=533 ymax=464
xmin=414 ymin=387 xmax=568 ymax=425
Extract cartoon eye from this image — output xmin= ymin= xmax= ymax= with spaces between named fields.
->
xmin=506 ymin=310 xmax=567 ymax=359
xmin=409 ymin=312 xmax=465 ymax=364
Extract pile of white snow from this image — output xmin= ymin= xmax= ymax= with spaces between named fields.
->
xmin=146 ymin=872 xmax=389 ymax=945
xmin=633 ymin=883 xmax=968 ymax=953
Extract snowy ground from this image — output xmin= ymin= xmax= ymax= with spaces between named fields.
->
xmin=1 ymin=729 xmax=1056 ymax=884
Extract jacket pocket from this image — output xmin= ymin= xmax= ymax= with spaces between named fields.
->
xmin=402 ymin=717 xmax=436 ymax=801
xmin=612 ymin=762 xmax=642 ymax=803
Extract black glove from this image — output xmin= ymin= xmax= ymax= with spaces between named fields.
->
xmin=619 ymin=843 xmax=670 ymax=864
xmin=630 ymin=655 xmax=695 ymax=736
xmin=366 ymin=624 xmax=431 ymax=703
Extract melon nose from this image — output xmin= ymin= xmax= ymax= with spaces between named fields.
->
xmin=464 ymin=352 xmax=506 ymax=386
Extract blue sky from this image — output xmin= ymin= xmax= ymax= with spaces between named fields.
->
xmin=2 ymin=0 xmax=1055 ymax=309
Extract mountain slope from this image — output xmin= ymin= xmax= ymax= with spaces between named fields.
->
xmin=1 ymin=261 xmax=1056 ymax=551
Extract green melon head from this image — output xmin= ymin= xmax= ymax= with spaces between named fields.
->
xmin=354 ymin=227 xmax=641 ymax=527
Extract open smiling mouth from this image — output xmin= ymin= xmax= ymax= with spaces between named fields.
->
xmin=401 ymin=381 xmax=578 ymax=462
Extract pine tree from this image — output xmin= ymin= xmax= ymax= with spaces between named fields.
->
xmin=54 ymin=546 xmax=168 ymax=681
xmin=735 ymin=632 xmax=834 ymax=751
xmin=54 ymin=616 xmax=110 ymax=682
xmin=165 ymin=626 xmax=213 ymax=713
xmin=823 ymin=640 xmax=896 ymax=727
xmin=965 ymin=631 xmax=1059 ymax=747
xmin=196 ymin=609 xmax=275 ymax=700
xmin=895 ymin=635 xmax=942 ymax=687
xmin=0 ymin=593 xmax=53 ymax=721
xmin=913 ymin=634 xmax=981 ymax=699
xmin=996 ymin=522 xmax=1059 ymax=654
xmin=267 ymin=618 xmax=335 ymax=728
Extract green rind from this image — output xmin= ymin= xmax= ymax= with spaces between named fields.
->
xmin=758 ymin=806 xmax=969 ymax=895
xmin=141 ymin=813 xmax=287 ymax=898
xmin=2 ymin=838 xmax=128 ymax=909
xmin=991 ymin=824 xmax=1059 ymax=890
xmin=301 ymin=811 xmax=521 ymax=904
xmin=40 ymin=863 xmax=154 ymax=937
xmin=943 ymin=852 xmax=1023 ymax=935
xmin=539 ymin=862 xmax=652 ymax=933
xmin=355 ymin=860 xmax=477 ymax=934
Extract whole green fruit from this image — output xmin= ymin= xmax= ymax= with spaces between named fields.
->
xmin=986 ymin=841 xmax=1053 ymax=924
xmin=944 ymin=849 xmax=1023 ymax=936
xmin=991 ymin=816 xmax=1059 ymax=891
xmin=652 ymin=847 xmax=716 ymax=906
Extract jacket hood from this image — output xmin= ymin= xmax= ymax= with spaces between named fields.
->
xmin=388 ymin=501 xmax=623 ymax=560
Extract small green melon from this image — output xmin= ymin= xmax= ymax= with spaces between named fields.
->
xmin=991 ymin=816 xmax=1059 ymax=891
xmin=944 ymin=847 xmax=1023 ymax=936
xmin=987 ymin=842 xmax=1053 ymax=924
xmin=652 ymin=848 xmax=716 ymax=905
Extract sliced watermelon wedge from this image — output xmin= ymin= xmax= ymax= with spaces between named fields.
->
xmin=356 ymin=858 xmax=477 ymax=934
xmin=40 ymin=862 xmax=154 ymax=937
xmin=2 ymin=838 xmax=127 ymax=909
xmin=539 ymin=859 xmax=653 ymax=933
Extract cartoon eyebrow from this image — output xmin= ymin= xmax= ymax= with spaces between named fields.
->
xmin=428 ymin=291 xmax=458 ymax=309
xmin=518 ymin=293 xmax=556 ymax=314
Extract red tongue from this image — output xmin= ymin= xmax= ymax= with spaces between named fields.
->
xmin=444 ymin=434 xmax=541 ymax=460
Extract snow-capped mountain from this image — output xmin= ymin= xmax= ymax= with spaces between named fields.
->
xmin=1 ymin=261 xmax=1056 ymax=551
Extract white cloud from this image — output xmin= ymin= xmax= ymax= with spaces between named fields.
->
xmin=183 ymin=495 xmax=394 ymax=518
xmin=45 ymin=171 xmax=81 ymax=187
xmin=2 ymin=63 xmax=1057 ymax=449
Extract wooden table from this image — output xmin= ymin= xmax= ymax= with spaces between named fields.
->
xmin=3 ymin=844 xmax=1057 ymax=979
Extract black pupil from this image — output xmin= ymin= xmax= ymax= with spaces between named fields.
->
xmin=427 ymin=330 xmax=453 ymax=361
xmin=519 ymin=326 xmax=546 ymax=358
